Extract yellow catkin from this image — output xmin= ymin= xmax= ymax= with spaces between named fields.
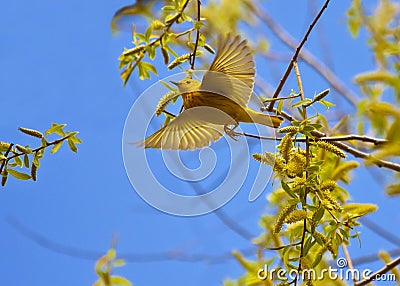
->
xmin=300 ymin=257 xmax=314 ymax=286
xmin=313 ymin=231 xmax=336 ymax=255
xmin=161 ymin=46 xmax=169 ymax=65
xmin=155 ymin=90 xmax=179 ymax=116
xmin=320 ymin=191 xmax=342 ymax=212
xmin=273 ymin=204 xmax=297 ymax=234
xmin=332 ymin=161 xmax=359 ymax=181
xmin=278 ymin=126 xmax=298 ymax=134
xmin=168 ymin=53 xmax=191 ymax=70
xmin=15 ymin=144 xmax=29 ymax=154
xmin=0 ymin=141 xmax=12 ymax=150
xmin=273 ymin=157 xmax=286 ymax=175
xmin=320 ymin=180 xmax=336 ymax=192
xmin=151 ymin=19 xmax=165 ymax=30
xmin=253 ymin=152 xmax=276 ymax=167
xmin=386 ymin=183 xmax=400 ymax=196
xmin=316 ymin=141 xmax=346 ymax=158
xmin=286 ymin=152 xmax=306 ymax=178
xmin=18 ymin=127 xmax=43 ymax=138
xmin=277 ymin=133 xmax=293 ymax=162
xmin=122 ymin=45 xmax=146 ymax=57
xmin=313 ymin=231 xmax=328 ymax=245
xmin=31 ymin=163 xmax=38 ymax=181
xmin=1 ymin=171 xmax=8 ymax=186
xmin=292 ymin=177 xmax=306 ymax=188
xmin=285 ymin=210 xmax=307 ymax=224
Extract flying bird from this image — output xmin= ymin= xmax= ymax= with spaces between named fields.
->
xmin=139 ymin=34 xmax=283 ymax=150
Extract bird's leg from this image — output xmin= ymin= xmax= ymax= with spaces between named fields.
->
xmin=224 ymin=122 xmax=241 ymax=140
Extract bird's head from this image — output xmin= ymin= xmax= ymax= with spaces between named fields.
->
xmin=170 ymin=78 xmax=201 ymax=93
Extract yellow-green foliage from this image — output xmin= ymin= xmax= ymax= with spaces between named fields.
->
xmin=273 ymin=203 xmax=297 ymax=234
xmin=316 ymin=141 xmax=346 ymax=158
xmin=0 ymin=123 xmax=81 ymax=187
xmin=286 ymin=151 xmax=306 ymax=178
xmin=277 ymin=133 xmax=293 ymax=162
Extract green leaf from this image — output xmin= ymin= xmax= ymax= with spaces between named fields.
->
xmin=339 ymin=227 xmax=349 ymax=240
xmin=7 ymin=168 xmax=31 ymax=180
xmin=113 ymin=259 xmax=126 ymax=267
xmin=165 ymin=13 xmax=178 ymax=24
xmin=281 ymin=181 xmax=296 ymax=198
xmin=162 ymin=5 xmax=176 ymax=12
xmin=141 ymin=62 xmax=158 ymax=76
xmin=107 ymin=248 xmax=116 ymax=260
xmin=318 ymin=100 xmax=335 ymax=109
xmin=23 ymin=154 xmax=30 ymax=168
xmin=194 ymin=21 xmax=205 ymax=29
xmin=33 ymin=153 xmax=40 ymax=167
xmin=313 ymin=252 xmax=323 ymax=268
xmin=67 ymin=138 xmax=78 ymax=152
xmin=313 ymin=207 xmax=325 ymax=225
xmin=110 ymin=276 xmax=132 ymax=286
xmin=45 ymin=123 xmax=66 ymax=136
xmin=292 ymin=99 xmax=312 ymax=108
xmin=144 ymin=25 xmax=153 ymax=43
xmin=180 ymin=12 xmax=193 ymax=22
xmin=51 ymin=141 xmax=63 ymax=154
xmin=14 ymin=155 xmax=23 ymax=167
xmin=303 ymin=235 xmax=315 ymax=255
xmin=70 ymin=135 xmax=82 ymax=144
xmin=277 ymin=99 xmax=284 ymax=114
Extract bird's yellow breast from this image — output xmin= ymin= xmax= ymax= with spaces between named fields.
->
xmin=182 ymin=91 xmax=251 ymax=123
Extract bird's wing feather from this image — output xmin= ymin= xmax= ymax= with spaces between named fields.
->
xmin=200 ymin=34 xmax=255 ymax=108
xmin=138 ymin=107 xmax=228 ymax=150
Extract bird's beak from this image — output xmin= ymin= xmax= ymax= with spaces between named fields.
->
xmin=170 ymin=80 xmax=179 ymax=86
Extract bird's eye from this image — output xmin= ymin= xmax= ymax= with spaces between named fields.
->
xmin=186 ymin=80 xmax=191 ymax=84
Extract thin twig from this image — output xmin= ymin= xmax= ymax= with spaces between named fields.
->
xmin=266 ymin=0 xmax=331 ymax=111
xmin=354 ymin=256 xmax=400 ymax=286
xmin=243 ymin=132 xmax=387 ymax=146
xmin=272 ymin=109 xmax=400 ymax=173
xmin=190 ymin=0 xmax=201 ymax=69
xmin=247 ymin=1 xmax=358 ymax=108
xmin=0 ymin=143 xmax=14 ymax=174
xmin=342 ymin=242 xmax=357 ymax=283
xmin=7 ymin=215 xmax=256 ymax=264
xmin=293 ymin=61 xmax=309 ymax=278
xmin=361 ymin=218 xmax=400 ymax=247
xmin=264 ymin=242 xmax=302 ymax=251
xmin=6 ymin=134 xmax=74 ymax=162
xmin=353 ymin=249 xmax=400 ymax=266
xmin=261 ymin=94 xmax=301 ymax=103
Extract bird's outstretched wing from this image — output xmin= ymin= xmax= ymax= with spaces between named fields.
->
xmin=138 ymin=106 xmax=235 ymax=150
xmin=200 ymin=34 xmax=255 ymax=108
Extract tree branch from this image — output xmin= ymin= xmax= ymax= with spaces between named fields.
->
xmin=271 ymin=109 xmax=400 ymax=173
xmin=264 ymin=0 xmax=331 ymax=111
xmin=354 ymin=256 xmax=400 ymax=286
xmin=247 ymin=2 xmax=358 ymax=108
xmin=189 ymin=0 xmax=201 ymax=69
xmin=0 ymin=143 xmax=14 ymax=174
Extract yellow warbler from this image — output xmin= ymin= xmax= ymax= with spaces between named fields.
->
xmin=139 ymin=34 xmax=283 ymax=150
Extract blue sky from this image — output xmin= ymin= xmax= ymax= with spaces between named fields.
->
xmin=1 ymin=0 xmax=399 ymax=285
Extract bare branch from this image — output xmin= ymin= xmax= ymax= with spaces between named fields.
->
xmin=248 ymin=2 xmax=358 ymax=108
xmin=353 ymin=249 xmax=400 ymax=266
xmin=262 ymin=0 xmax=331 ymax=111
xmin=189 ymin=0 xmax=202 ymax=69
xmin=361 ymin=218 xmax=400 ymax=247
xmin=354 ymin=256 xmax=400 ymax=286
